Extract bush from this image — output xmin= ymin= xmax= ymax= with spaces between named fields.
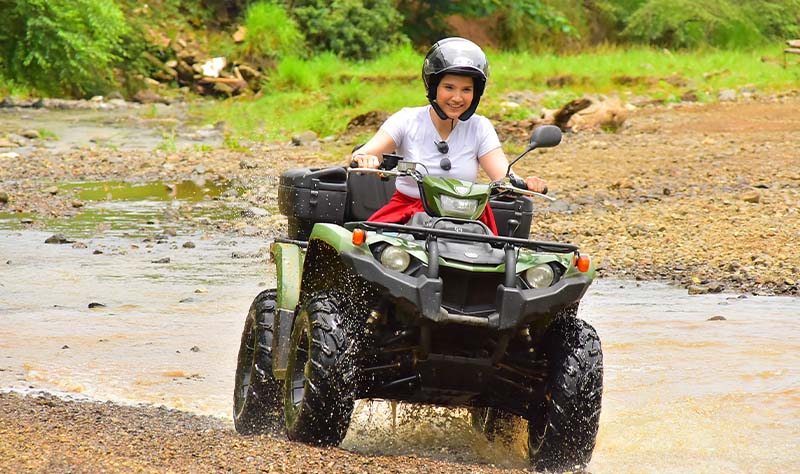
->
xmin=289 ymin=0 xmax=406 ymax=60
xmin=240 ymin=1 xmax=306 ymax=63
xmin=0 ymin=0 xmax=129 ymax=97
xmin=623 ymin=0 xmax=767 ymax=48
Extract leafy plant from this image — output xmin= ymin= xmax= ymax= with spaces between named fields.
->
xmin=623 ymin=0 xmax=763 ymax=48
xmin=396 ymin=0 xmax=575 ymax=50
xmin=288 ymin=0 xmax=407 ymax=60
xmin=0 ymin=0 xmax=129 ymax=97
xmin=240 ymin=1 xmax=306 ymax=62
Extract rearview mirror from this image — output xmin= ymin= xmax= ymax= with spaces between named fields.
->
xmin=529 ymin=125 xmax=562 ymax=149
xmin=506 ymin=125 xmax=563 ymax=176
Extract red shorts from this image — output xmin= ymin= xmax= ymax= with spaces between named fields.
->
xmin=368 ymin=191 xmax=498 ymax=236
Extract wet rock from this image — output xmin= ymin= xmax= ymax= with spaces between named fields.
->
xmin=291 ymin=131 xmax=317 ymax=146
xmin=0 ymin=138 xmax=19 ymax=148
xmin=688 ymin=285 xmax=710 ymax=295
xmin=740 ymin=191 xmax=760 ymax=203
xmin=0 ymin=192 xmax=9 ymax=204
xmin=182 ymin=241 xmax=196 ymax=249
xmin=88 ymin=302 xmax=106 ymax=308
xmin=93 ymin=250 xmax=104 ymax=255
xmin=707 ymin=315 xmax=727 ymax=321
xmin=179 ymin=297 xmax=196 ymax=303
xmin=239 ymin=159 xmax=258 ymax=169
xmin=194 ymin=287 xmax=208 ymax=293
xmin=21 ymin=130 xmax=40 ymax=139
xmin=132 ymin=90 xmax=170 ymax=105
xmin=151 ymin=257 xmax=171 ymax=264
xmin=190 ymin=346 xmax=200 ymax=352
xmin=71 ymin=200 xmax=84 ymax=208
xmin=242 ymin=207 xmax=269 ymax=218
xmin=61 ymin=345 xmax=70 ymax=350
xmin=45 ymin=234 xmax=74 ymax=244
xmin=72 ymin=242 xmax=88 ymax=249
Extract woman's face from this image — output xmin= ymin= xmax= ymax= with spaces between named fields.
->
xmin=435 ymin=74 xmax=474 ymax=120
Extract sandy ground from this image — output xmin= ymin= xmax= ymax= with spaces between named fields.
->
xmin=1 ymin=94 xmax=799 ymax=472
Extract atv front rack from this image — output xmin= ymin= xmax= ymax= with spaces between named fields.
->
xmin=340 ymin=220 xmax=588 ymax=331
xmin=344 ymin=221 xmax=578 ymax=253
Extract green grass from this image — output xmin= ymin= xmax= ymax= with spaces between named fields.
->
xmin=203 ymin=44 xmax=800 ymax=143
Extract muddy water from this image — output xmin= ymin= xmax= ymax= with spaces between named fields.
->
xmin=1 ymin=221 xmax=798 ymax=472
xmin=0 ymin=104 xmax=221 ymax=153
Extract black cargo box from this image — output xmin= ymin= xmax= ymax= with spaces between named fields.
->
xmin=278 ymin=167 xmax=348 ymax=240
xmin=488 ymin=195 xmax=534 ymax=238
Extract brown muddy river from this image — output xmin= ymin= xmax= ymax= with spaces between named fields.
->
xmin=1 ymin=198 xmax=799 ymax=472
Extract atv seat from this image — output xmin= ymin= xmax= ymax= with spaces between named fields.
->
xmin=346 ymin=172 xmax=396 ymax=221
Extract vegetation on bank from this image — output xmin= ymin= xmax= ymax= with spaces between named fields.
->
xmin=0 ymin=0 xmax=798 ymax=141
xmin=207 ymin=45 xmax=799 ymax=141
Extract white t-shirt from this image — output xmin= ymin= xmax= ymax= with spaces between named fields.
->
xmin=379 ymin=105 xmax=501 ymax=198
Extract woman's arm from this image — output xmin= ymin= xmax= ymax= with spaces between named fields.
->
xmin=479 ymin=147 xmax=547 ymax=193
xmin=351 ymin=130 xmax=397 ymax=169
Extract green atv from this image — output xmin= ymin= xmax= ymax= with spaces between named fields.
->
xmin=233 ymin=125 xmax=603 ymax=472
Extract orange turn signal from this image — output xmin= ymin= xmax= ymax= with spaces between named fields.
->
xmin=577 ymin=255 xmax=590 ymax=273
xmin=352 ymin=228 xmax=367 ymax=246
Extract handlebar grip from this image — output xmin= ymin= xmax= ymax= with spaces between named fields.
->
xmin=350 ymin=160 xmax=358 ymax=168
xmin=542 ymin=185 xmax=548 ymax=195
xmin=509 ymin=175 xmax=527 ymax=190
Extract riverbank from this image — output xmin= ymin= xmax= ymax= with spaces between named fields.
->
xmin=0 ymin=391 xmax=522 ymax=473
xmin=2 ymin=94 xmax=798 ymax=295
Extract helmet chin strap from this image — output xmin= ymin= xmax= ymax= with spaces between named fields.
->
xmin=431 ymin=100 xmax=449 ymax=120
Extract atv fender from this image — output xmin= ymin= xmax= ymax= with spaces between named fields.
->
xmin=269 ymin=242 xmax=304 ymax=379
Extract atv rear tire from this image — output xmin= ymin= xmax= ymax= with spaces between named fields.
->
xmin=528 ymin=316 xmax=603 ymax=472
xmin=283 ymin=290 xmax=358 ymax=446
xmin=233 ymin=289 xmax=283 ymax=434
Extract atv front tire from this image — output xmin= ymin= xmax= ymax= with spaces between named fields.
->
xmin=528 ymin=316 xmax=603 ymax=472
xmin=283 ymin=290 xmax=358 ymax=446
xmin=233 ymin=289 xmax=283 ymax=434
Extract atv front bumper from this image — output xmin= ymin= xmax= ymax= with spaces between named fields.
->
xmin=341 ymin=250 xmax=591 ymax=331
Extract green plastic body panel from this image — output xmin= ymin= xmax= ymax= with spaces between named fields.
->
xmin=421 ymin=176 xmax=490 ymax=219
xmin=306 ymin=222 xmax=595 ymax=282
xmin=270 ymin=242 xmax=305 ymax=311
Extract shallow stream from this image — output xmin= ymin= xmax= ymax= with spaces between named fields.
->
xmin=0 ymin=180 xmax=798 ymax=473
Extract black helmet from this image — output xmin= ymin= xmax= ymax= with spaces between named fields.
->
xmin=422 ymin=37 xmax=489 ymax=121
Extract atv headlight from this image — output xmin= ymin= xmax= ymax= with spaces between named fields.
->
xmin=439 ymin=195 xmax=478 ymax=218
xmin=524 ymin=264 xmax=555 ymax=289
xmin=380 ymin=246 xmax=411 ymax=272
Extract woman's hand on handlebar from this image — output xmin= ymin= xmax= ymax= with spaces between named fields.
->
xmin=524 ymin=176 xmax=548 ymax=194
xmin=352 ymin=153 xmax=380 ymax=169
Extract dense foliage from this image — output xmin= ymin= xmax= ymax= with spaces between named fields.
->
xmin=240 ymin=2 xmax=305 ymax=62
xmin=622 ymin=0 xmax=800 ymax=48
xmin=0 ymin=0 xmax=128 ymax=96
xmin=1 ymin=0 xmax=799 ymax=98
xmin=288 ymin=0 xmax=406 ymax=61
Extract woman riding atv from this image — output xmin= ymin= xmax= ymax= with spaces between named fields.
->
xmin=352 ymin=37 xmax=547 ymax=235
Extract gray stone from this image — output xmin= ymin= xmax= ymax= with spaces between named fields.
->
xmin=291 ymin=130 xmax=318 ymax=146
xmin=718 ymin=89 xmax=737 ymax=101
xmin=45 ymin=234 xmax=74 ymax=244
